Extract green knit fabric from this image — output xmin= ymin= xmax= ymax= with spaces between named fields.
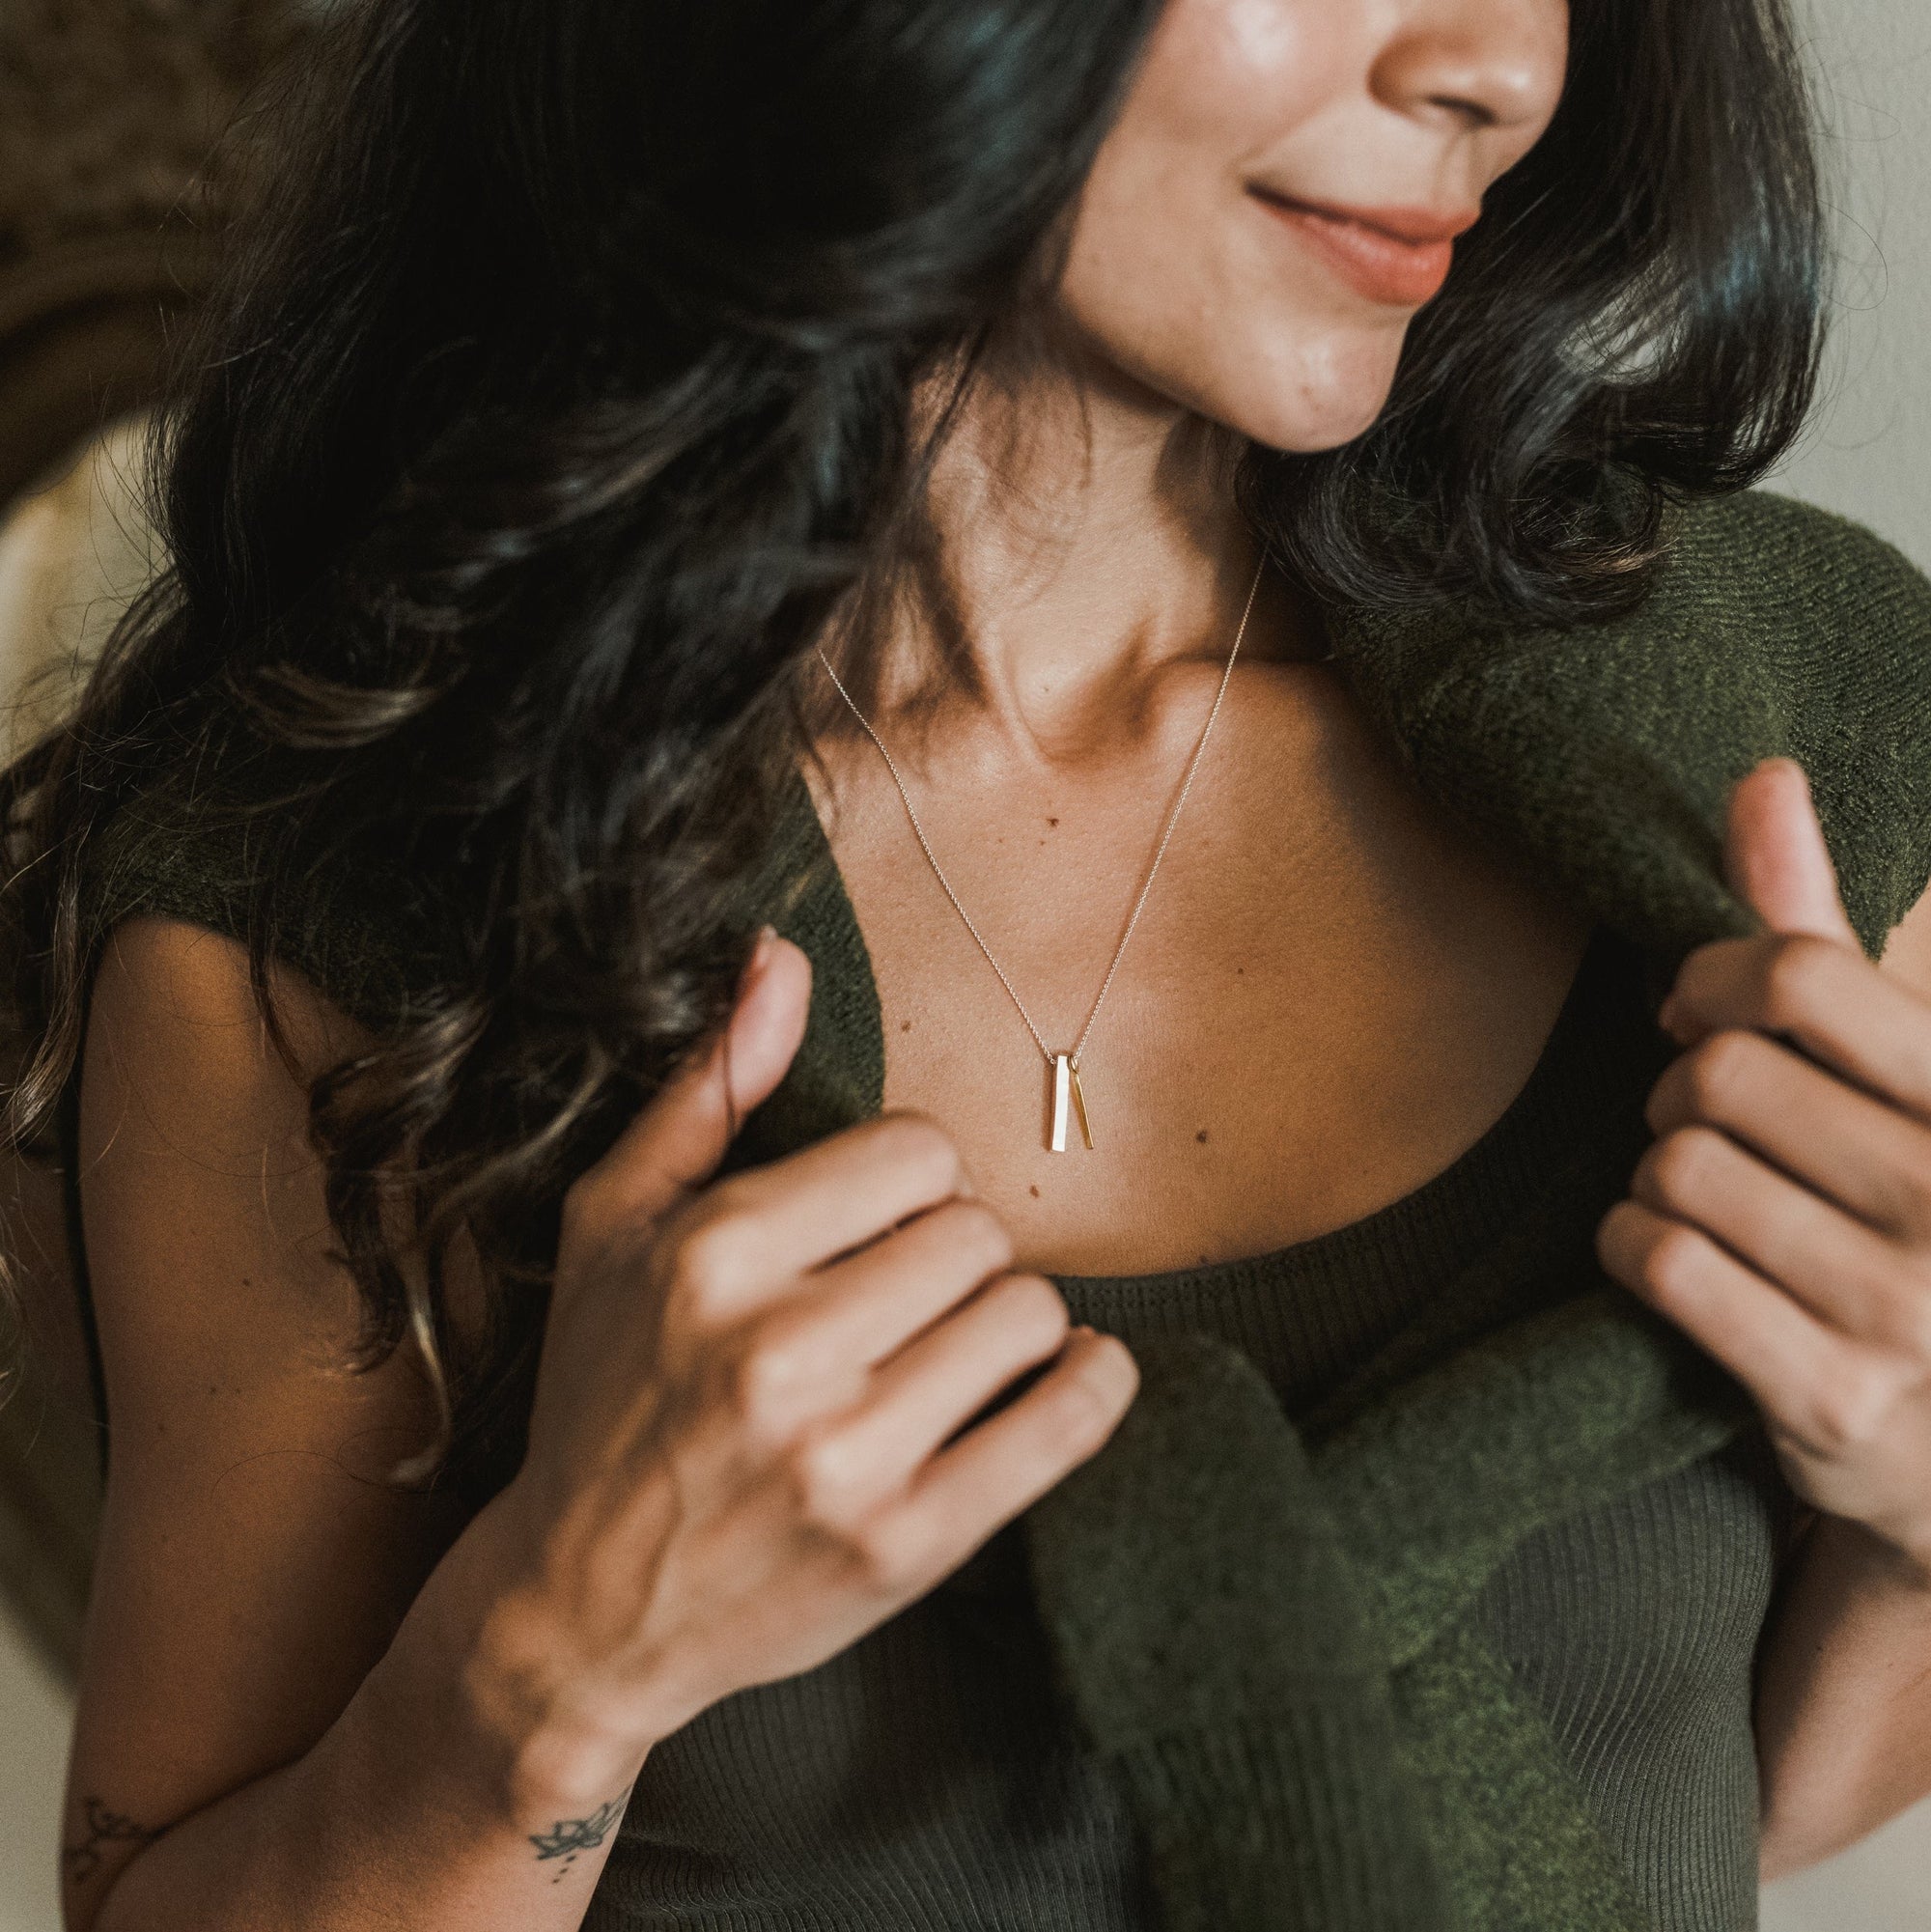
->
xmin=1320 ymin=491 xmax=1931 ymax=984
xmin=65 ymin=489 xmax=1931 ymax=1930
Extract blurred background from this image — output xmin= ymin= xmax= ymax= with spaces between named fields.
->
xmin=0 ymin=1 xmax=1925 ymax=1927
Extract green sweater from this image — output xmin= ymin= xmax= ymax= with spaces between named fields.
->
xmin=70 ymin=490 xmax=1931 ymax=1931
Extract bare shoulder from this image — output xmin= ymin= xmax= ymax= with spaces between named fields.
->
xmin=87 ymin=912 xmax=364 ymax=1164
xmin=81 ymin=915 xmax=406 ymax=1428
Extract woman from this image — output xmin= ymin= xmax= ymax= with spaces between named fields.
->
xmin=9 ymin=0 xmax=1931 ymax=1926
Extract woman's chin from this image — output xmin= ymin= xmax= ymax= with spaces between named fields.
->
xmin=1230 ymin=385 xmax=1397 ymax=456
xmin=1204 ymin=333 xmax=1408 ymax=456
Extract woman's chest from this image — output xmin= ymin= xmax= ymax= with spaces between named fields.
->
xmin=811 ymin=666 xmax=1598 ymax=1276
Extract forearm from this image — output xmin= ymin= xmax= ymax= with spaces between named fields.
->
xmin=1755 ymin=1511 xmax=1931 ymax=1883
xmin=81 ymin=1504 xmax=649 ymax=1932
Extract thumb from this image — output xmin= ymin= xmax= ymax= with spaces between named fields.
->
xmin=583 ymin=929 xmax=813 ymax=1228
xmin=1723 ymin=756 xmax=1860 ymax=947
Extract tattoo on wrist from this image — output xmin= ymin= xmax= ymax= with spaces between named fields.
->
xmin=528 ymin=1789 xmax=631 ymax=1882
xmin=63 ymin=1796 xmax=163 ymax=1885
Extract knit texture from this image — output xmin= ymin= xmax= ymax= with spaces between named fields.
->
xmin=1321 ymin=490 xmax=1931 ymax=984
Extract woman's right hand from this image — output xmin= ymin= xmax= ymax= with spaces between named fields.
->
xmin=473 ymin=929 xmax=1139 ymax=1805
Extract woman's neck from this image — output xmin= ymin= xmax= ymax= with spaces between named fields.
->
xmin=851 ymin=337 xmax=1324 ymax=771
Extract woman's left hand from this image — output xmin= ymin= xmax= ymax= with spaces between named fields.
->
xmin=1596 ymin=755 xmax=1931 ymax=1582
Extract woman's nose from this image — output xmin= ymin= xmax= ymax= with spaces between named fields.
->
xmin=1369 ymin=0 xmax=1570 ymax=135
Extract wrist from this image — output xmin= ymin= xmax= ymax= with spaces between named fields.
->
xmin=402 ymin=1487 xmax=658 ymax=1822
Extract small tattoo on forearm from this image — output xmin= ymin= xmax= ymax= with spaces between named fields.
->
xmin=528 ymin=1791 xmax=630 ymax=1881
xmin=62 ymin=1796 xmax=162 ymax=1885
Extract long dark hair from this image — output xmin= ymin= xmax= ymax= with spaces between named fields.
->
xmin=1 ymin=0 xmax=1827 ymax=1496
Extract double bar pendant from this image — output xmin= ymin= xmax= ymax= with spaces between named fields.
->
xmin=1049 ymin=1053 xmax=1096 ymax=1154
xmin=817 ymin=559 xmax=1267 ymax=1157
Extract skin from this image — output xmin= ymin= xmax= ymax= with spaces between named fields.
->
xmin=54 ymin=1 xmax=1930 ymax=1928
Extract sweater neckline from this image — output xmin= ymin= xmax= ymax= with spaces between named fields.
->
xmin=771 ymin=770 xmax=1663 ymax=1301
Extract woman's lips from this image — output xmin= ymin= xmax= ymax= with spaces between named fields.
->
xmin=1252 ymin=192 xmax=1477 ymax=308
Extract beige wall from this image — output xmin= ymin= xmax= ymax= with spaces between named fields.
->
xmin=1771 ymin=0 xmax=1931 ymax=570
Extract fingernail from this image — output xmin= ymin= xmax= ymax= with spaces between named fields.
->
xmin=739 ymin=925 xmax=777 ymax=994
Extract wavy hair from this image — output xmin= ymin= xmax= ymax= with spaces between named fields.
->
xmin=1 ymin=0 xmax=1827 ymax=1496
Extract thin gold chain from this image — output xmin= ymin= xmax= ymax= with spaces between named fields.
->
xmin=815 ymin=557 xmax=1266 ymax=1073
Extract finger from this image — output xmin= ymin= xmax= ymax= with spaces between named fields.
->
xmin=796 ymin=1273 xmax=1075 ymax=1519
xmin=574 ymin=931 xmax=813 ymax=1228
xmin=704 ymin=1200 xmax=1023 ymax=1441
xmin=781 ymin=1198 xmax=1019 ymax=1376
xmin=1596 ymin=1197 xmax=1883 ymax=1454
xmin=1646 ymin=1028 xmax=1931 ymax=1245
xmin=1629 ymin=1123 xmax=1931 ymax=1353
xmin=666 ymin=1111 xmax=972 ymax=1307
xmin=1663 ymin=934 xmax=1931 ymax=1122
xmin=1725 ymin=758 xmax=1861 ymax=946
xmin=883 ymin=1328 xmax=1138 ymax=1559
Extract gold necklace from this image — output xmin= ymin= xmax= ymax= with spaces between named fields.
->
xmin=816 ymin=558 xmax=1266 ymax=1153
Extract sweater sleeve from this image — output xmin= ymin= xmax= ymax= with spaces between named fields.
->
xmin=1324 ymin=488 xmax=1931 ymax=973
xmin=1727 ymin=491 xmax=1931 ymax=952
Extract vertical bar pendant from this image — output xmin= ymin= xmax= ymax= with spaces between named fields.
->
xmin=1048 ymin=1054 xmax=1096 ymax=1153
